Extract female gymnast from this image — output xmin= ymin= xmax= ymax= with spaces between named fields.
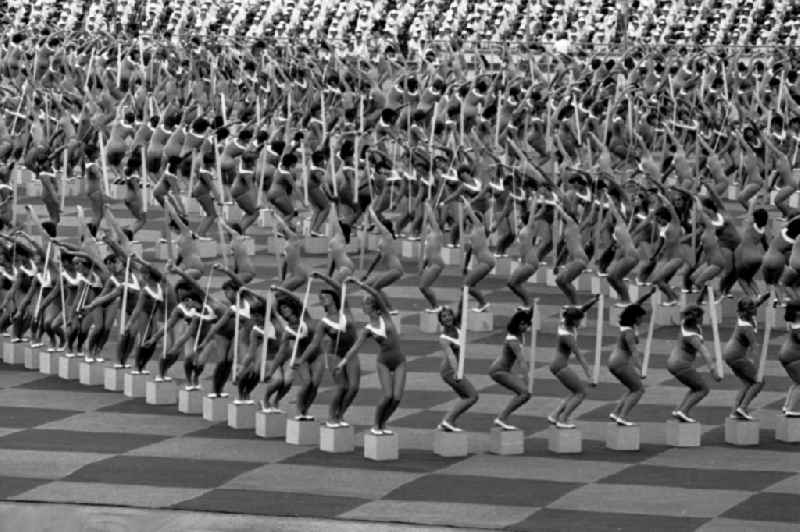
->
xmin=338 ymin=278 xmax=406 ymax=435
xmin=667 ymin=305 xmax=722 ymax=423
xmin=778 ymin=301 xmax=800 ymax=417
xmin=462 ymin=198 xmax=495 ymax=312
xmin=723 ymin=295 xmax=770 ymax=420
xmin=548 ymin=296 xmax=600 ymax=429
xmin=419 ymin=203 xmax=445 ymax=312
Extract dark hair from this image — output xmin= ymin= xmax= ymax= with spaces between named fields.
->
xmin=276 ymin=293 xmax=301 ymax=317
xmin=619 ymin=304 xmax=647 ymax=327
xmin=785 ymin=301 xmax=800 ymax=323
xmin=507 ymin=309 xmax=532 ymax=335
xmin=655 ymin=206 xmax=671 ymax=222
xmin=681 ymin=305 xmax=704 ymax=327
xmin=737 ymin=298 xmax=758 ymax=318
xmin=320 ymin=289 xmax=340 ymax=310
xmin=562 ymin=306 xmax=585 ymax=328
xmin=221 ymin=279 xmax=241 ymax=292
xmin=41 ymin=221 xmax=57 ymax=238
xmin=753 ymin=208 xmax=768 ymax=228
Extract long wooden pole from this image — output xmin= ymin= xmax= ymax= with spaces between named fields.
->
xmin=259 ymin=290 xmax=274 ymax=382
xmin=528 ymin=298 xmax=540 ymax=393
xmin=288 ymin=279 xmax=313 ymax=367
xmin=707 ymin=286 xmax=723 ymax=377
xmin=592 ymin=292 xmax=604 ymax=385
xmin=457 ymin=285 xmax=469 ymax=380
xmin=642 ymin=290 xmax=659 ymax=378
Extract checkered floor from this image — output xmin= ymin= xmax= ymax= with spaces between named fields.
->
xmin=0 ymin=198 xmax=798 ymax=532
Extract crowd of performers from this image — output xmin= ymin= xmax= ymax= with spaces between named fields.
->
xmin=1 ymin=32 xmax=800 ymax=437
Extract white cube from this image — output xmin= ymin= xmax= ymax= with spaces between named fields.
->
xmin=196 ymin=239 xmax=219 ymax=259
xmin=58 ymin=355 xmax=80 ymax=380
xmin=548 ymin=426 xmax=582 ymax=454
xmin=320 ymin=425 xmax=355 ymax=453
xmin=203 ymin=395 xmax=231 ymax=422
xmin=441 ymin=247 xmax=464 ymax=266
xmin=488 ymin=427 xmax=524 ymax=455
xmin=491 ymin=258 xmax=513 ymax=277
xmin=400 ymin=240 xmax=422 ymax=260
xmin=286 ymin=418 xmax=320 ymax=445
xmin=23 ymin=346 xmax=39 ymax=370
xmin=419 ymin=312 xmax=442 ymax=333
xmin=364 ymin=431 xmax=399 ymax=461
xmin=39 ymin=351 xmax=60 ymax=375
xmin=104 ymin=367 xmax=126 ymax=391
xmin=178 ymin=389 xmax=203 ymax=414
xmin=227 ymin=401 xmax=257 ymax=429
xmin=724 ymin=418 xmax=759 ymax=446
xmin=145 ymin=380 xmax=178 ymax=405
xmin=775 ymin=416 xmax=800 ymax=443
xmin=665 ymin=419 xmax=702 ymax=447
xmin=433 ymin=430 xmax=469 ymax=457
xmin=255 ymin=410 xmax=286 ymax=438
xmin=79 ymin=361 xmax=104 ymax=386
xmin=605 ymin=423 xmax=640 ymax=451
xmin=467 ymin=312 xmax=493 ymax=332
xmin=123 ymin=371 xmax=148 ymax=397
xmin=3 ymin=342 xmax=24 ymax=365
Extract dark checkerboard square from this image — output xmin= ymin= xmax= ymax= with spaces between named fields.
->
xmin=96 ymin=398 xmax=187 ymax=417
xmin=510 ymin=509 xmax=708 ymax=532
xmin=385 ymin=474 xmax=580 ymax=507
xmin=0 ymin=429 xmax=165 ymax=454
xmin=185 ymin=423 xmax=264 ymax=440
xmin=598 ymin=465 xmax=793 ymax=491
xmin=67 ymin=455 xmax=261 ymax=489
xmin=0 ymin=476 xmax=51 ymax=499
xmin=281 ymin=447 xmax=465 ymax=474
xmin=174 ymin=488 xmax=367 ymax=518
xmin=722 ymin=493 xmax=800 ymax=523
xmin=15 ymin=375 xmax=115 ymax=393
xmin=0 ymin=406 xmax=81 ymax=428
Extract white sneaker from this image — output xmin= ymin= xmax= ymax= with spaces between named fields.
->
xmin=673 ymin=410 xmax=696 ymax=423
xmin=381 ymin=428 xmax=394 ymax=435
xmin=154 ymin=376 xmax=164 ymax=383
xmin=735 ymin=407 xmax=754 ymax=421
xmin=326 ymin=421 xmax=341 ymax=428
xmin=616 ymin=418 xmax=636 ymax=427
xmin=338 ymin=420 xmax=350 ymax=427
xmin=547 ymin=415 xmax=557 ymax=425
xmin=370 ymin=427 xmax=383 ymax=435
xmin=609 ymin=413 xmax=620 ymax=422
xmin=425 ymin=306 xmax=443 ymax=313
xmin=493 ymin=418 xmax=518 ymax=430
xmin=439 ymin=420 xmax=463 ymax=432
xmin=556 ymin=421 xmax=576 ymax=429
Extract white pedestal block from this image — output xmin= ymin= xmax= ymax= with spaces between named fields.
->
xmin=285 ymin=419 xmax=320 ymax=445
xmin=364 ymin=432 xmax=399 ymax=461
xmin=491 ymin=258 xmax=513 ymax=277
xmin=605 ymin=423 xmax=641 ymax=451
xmin=259 ymin=208 xmax=275 ymax=228
xmin=442 ymin=247 xmax=464 ymax=266
xmin=25 ymin=179 xmax=42 ymax=197
xmin=104 ymin=367 xmax=126 ymax=391
xmin=123 ymin=371 xmax=148 ymax=397
xmin=775 ymin=416 xmax=800 ymax=443
xmin=58 ymin=356 xmax=80 ymax=380
xmin=39 ymin=351 xmax=60 ymax=375
xmin=109 ymin=184 xmax=126 ymax=200
xmin=303 ymin=237 xmax=329 ymax=254
xmin=467 ymin=312 xmax=493 ymax=332
xmin=196 ymin=239 xmax=219 ymax=259
xmin=3 ymin=342 xmax=25 ymax=365
xmin=241 ymin=236 xmax=256 ymax=256
xmin=178 ymin=389 xmax=203 ymax=414
xmin=433 ymin=430 xmax=469 ymax=457
xmin=665 ymin=420 xmax=702 ymax=447
xmin=654 ymin=304 xmax=682 ymax=327
xmin=67 ymin=179 xmax=82 ymax=196
xmin=156 ymin=241 xmax=178 ymax=261
xmin=576 ymin=272 xmax=594 ymax=292
xmin=591 ymin=275 xmax=610 ymax=296
xmin=320 ymin=425 xmax=355 ymax=453
xmin=255 ymin=411 xmax=286 ymax=438
xmin=79 ymin=362 xmax=104 ymax=386
xmin=23 ymin=346 xmax=39 ymax=370
xmin=202 ymin=395 xmax=231 ymax=422
xmin=548 ymin=426 xmax=582 ymax=453
xmin=267 ymin=236 xmax=287 ymax=255
xmin=400 ymin=240 xmax=422 ymax=260
xmin=146 ymin=380 xmax=178 ymax=405
xmin=724 ymin=418 xmax=760 ymax=446
xmin=227 ymin=401 xmax=257 ymax=429
xmin=419 ymin=312 xmax=442 ymax=333
xmin=545 ymin=268 xmax=557 ymax=288
xmin=488 ymin=428 xmax=524 ymax=455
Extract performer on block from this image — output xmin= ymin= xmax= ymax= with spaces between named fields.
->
xmin=487 ymin=308 xmax=533 ymax=431
xmin=723 ymin=295 xmax=769 ymax=420
xmin=667 ymin=305 xmax=722 ymax=423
